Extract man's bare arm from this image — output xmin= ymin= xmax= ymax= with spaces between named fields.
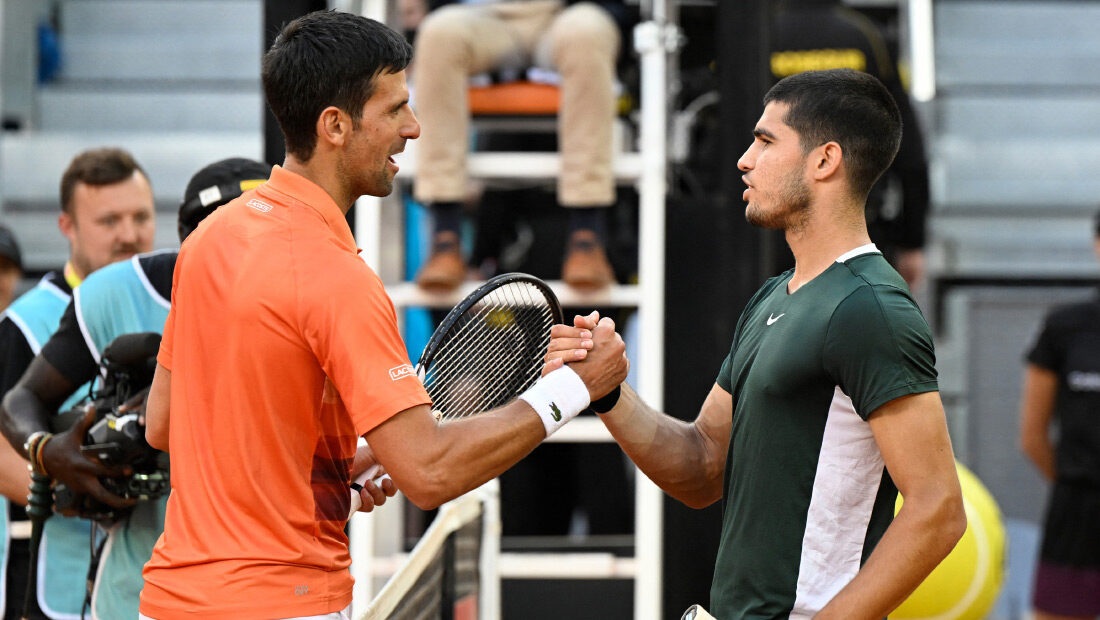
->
xmin=2 ymin=355 xmax=135 ymax=510
xmin=1018 ymin=365 xmax=1057 ymax=481
xmin=595 ymin=383 xmax=731 ymax=509
xmin=816 ymin=391 xmax=966 ymax=619
xmin=367 ymin=315 xmax=628 ymax=510
xmin=0 ymin=358 xmax=71 ymax=503
xmin=145 ymin=364 xmax=171 ymax=452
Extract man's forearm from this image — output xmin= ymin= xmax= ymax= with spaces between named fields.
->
xmin=815 ymin=487 xmax=967 ymax=619
xmin=0 ymin=386 xmax=53 ymax=504
xmin=597 ymin=384 xmax=725 ymax=509
xmin=0 ymin=435 xmax=31 ymax=504
xmin=0 ymin=386 xmax=53 ymax=458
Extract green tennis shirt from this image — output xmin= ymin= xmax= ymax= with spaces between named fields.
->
xmin=712 ymin=246 xmax=938 ymax=619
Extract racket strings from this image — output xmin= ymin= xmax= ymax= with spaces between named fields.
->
xmin=424 ymin=281 xmax=554 ymax=421
xmin=430 ymin=309 xmax=549 ymax=419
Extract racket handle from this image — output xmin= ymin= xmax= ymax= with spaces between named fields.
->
xmin=348 ymin=464 xmax=391 ymax=519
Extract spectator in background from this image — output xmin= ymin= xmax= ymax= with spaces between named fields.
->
xmin=770 ymin=0 xmax=930 ymax=292
xmin=1018 ymin=210 xmax=1100 ymax=620
xmin=411 ymin=0 xmax=624 ymax=292
xmin=0 ymin=157 xmax=271 ymax=620
xmin=0 ymin=146 xmax=155 ymax=619
xmin=0 ymin=224 xmax=23 ymax=312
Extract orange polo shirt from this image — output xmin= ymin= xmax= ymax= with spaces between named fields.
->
xmin=140 ymin=166 xmax=429 ymax=619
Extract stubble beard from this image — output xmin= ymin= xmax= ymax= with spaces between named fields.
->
xmin=744 ymin=173 xmax=813 ymax=232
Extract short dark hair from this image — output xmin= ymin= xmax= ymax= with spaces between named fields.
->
xmin=262 ymin=10 xmax=412 ymax=162
xmin=59 ymin=147 xmax=148 ymax=214
xmin=764 ymin=68 xmax=902 ymax=199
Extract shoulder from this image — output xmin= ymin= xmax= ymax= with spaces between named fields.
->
xmin=831 ymin=258 xmax=929 ymax=334
xmin=10 ymin=272 xmax=70 ymax=308
xmin=137 ymin=249 xmax=178 ymax=300
xmin=1031 ymin=299 xmax=1100 ymax=347
xmin=4 ymin=272 xmax=71 ymax=333
xmin=137 ymin=248 xmax=179 ymax=272
xmin=1045 ymin=297 xmax=1100 ymax=326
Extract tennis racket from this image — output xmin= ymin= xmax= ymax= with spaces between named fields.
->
xmin=349 ymin=273 xmax=564 ymax=517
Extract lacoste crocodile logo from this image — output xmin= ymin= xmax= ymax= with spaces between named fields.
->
xmin=550 ymin=402 xmax=562 ymax=422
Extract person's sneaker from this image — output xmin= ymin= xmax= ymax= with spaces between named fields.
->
xmin=416 ymin=233 xmax=466 ymax=292
xmin=562 ymin=231 xmax=614 ymax=290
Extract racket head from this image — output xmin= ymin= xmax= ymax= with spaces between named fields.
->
xmin=416 ymin=273 xmax=564 ymax=421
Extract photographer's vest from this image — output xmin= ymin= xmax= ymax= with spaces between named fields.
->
xmin=73 ymin=253 xmax=171 ymax=620
xmin=1 ymin=275 xmax=94 ymax=619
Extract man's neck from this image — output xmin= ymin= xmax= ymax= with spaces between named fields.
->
xmin=63 ymin=261 xmax=83 ymax=289
xmin=282 ymin=155 xmax=354 ymax=215
xmin=785 ymin=201 xmax=870 ymax=293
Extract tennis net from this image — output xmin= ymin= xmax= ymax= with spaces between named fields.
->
xmin=358 ymin=483 xmax=500 ymax=620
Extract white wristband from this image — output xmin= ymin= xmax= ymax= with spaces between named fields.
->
xmin=519 ymin=366 xmax=591 ymax=437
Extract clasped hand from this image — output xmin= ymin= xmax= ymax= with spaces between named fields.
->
xmin=544 ymin=310 xmax=628 ymax=403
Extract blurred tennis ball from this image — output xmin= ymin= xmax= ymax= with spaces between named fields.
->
xmin=892 ymin=461 xmax=1006 ymax=620
xmin=484 ymin=307 xmax=515 ymax=329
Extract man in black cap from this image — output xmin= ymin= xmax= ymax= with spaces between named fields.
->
xmin=0 ymin=224 xmax=22 ymax=313
xmin=0 ymin=157 xmax=271 ymax=620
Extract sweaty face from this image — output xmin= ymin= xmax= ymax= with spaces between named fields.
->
xmin=738 ymin=102 xmax=813 ymax=232
xmin=61 ymin=171 xmax=156 ymax=278
xmin=342 ymin=70 xmax=421 ymax=198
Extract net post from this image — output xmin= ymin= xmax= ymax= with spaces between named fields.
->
xmin=478 ymin=479 xmax=502 ymax=620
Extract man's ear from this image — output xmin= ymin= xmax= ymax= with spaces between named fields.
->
xmin=316 ymin=106 xmax=350 ymax=148
xmin=58 ymin=210 xmax=76 ymax=244
xmin=810 ymin=141 xmax=843 ymax=181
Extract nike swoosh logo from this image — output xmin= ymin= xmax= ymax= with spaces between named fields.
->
xmin=766 ymin=313 xmax=785 ymax=326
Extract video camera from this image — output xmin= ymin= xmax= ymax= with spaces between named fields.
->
xmin=51 ymin=332 xmax=169 ymax=522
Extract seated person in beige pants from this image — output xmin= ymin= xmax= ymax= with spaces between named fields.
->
xmin=412 ymin=0 xmax=622 ymax=291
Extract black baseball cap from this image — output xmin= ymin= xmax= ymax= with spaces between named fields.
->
xmin=178 ymin=158 xmax=273 ymax=241
xmin=0 ymin=224 xmax=22 ymax=270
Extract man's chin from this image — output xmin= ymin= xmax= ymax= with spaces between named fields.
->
xmin=745 ymin=209 xmax=783 ymax=231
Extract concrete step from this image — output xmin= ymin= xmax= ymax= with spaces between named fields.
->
xmin=37 ymin=82 xmax=262 ymax=132
xmin=935 ymin=94 xmax=1100 ymax=141
xmin=930 ymin=136 xmax=1100 ymax=211
xmin=58 ymin=0 xmax=262 ymax=82
xmin=936 ymin=1 xmax=1100 ymax=90
xmin=928 ymin=213 xmax=1098 ymax=279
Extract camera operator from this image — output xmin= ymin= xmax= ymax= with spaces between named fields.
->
xmin=0 ymin=158 xmax=270 ymax=619
xmin=0 ymin=147 xmax=155 ymax=619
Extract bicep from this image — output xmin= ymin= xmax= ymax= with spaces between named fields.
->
xmin=362 ymin=403 xmax=444 ymax=488
xmin=696 ymin=384 xmax=733 ymax=470
xmin=868 ymin=391 xmax=959 ymax=500
xmin=0 ymin=321 xmax=35 ymax=396
xmin=41 ymin=303 xmax=99 ymax=386
xmin=145 ymin=364 xmax=171 ymax=451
